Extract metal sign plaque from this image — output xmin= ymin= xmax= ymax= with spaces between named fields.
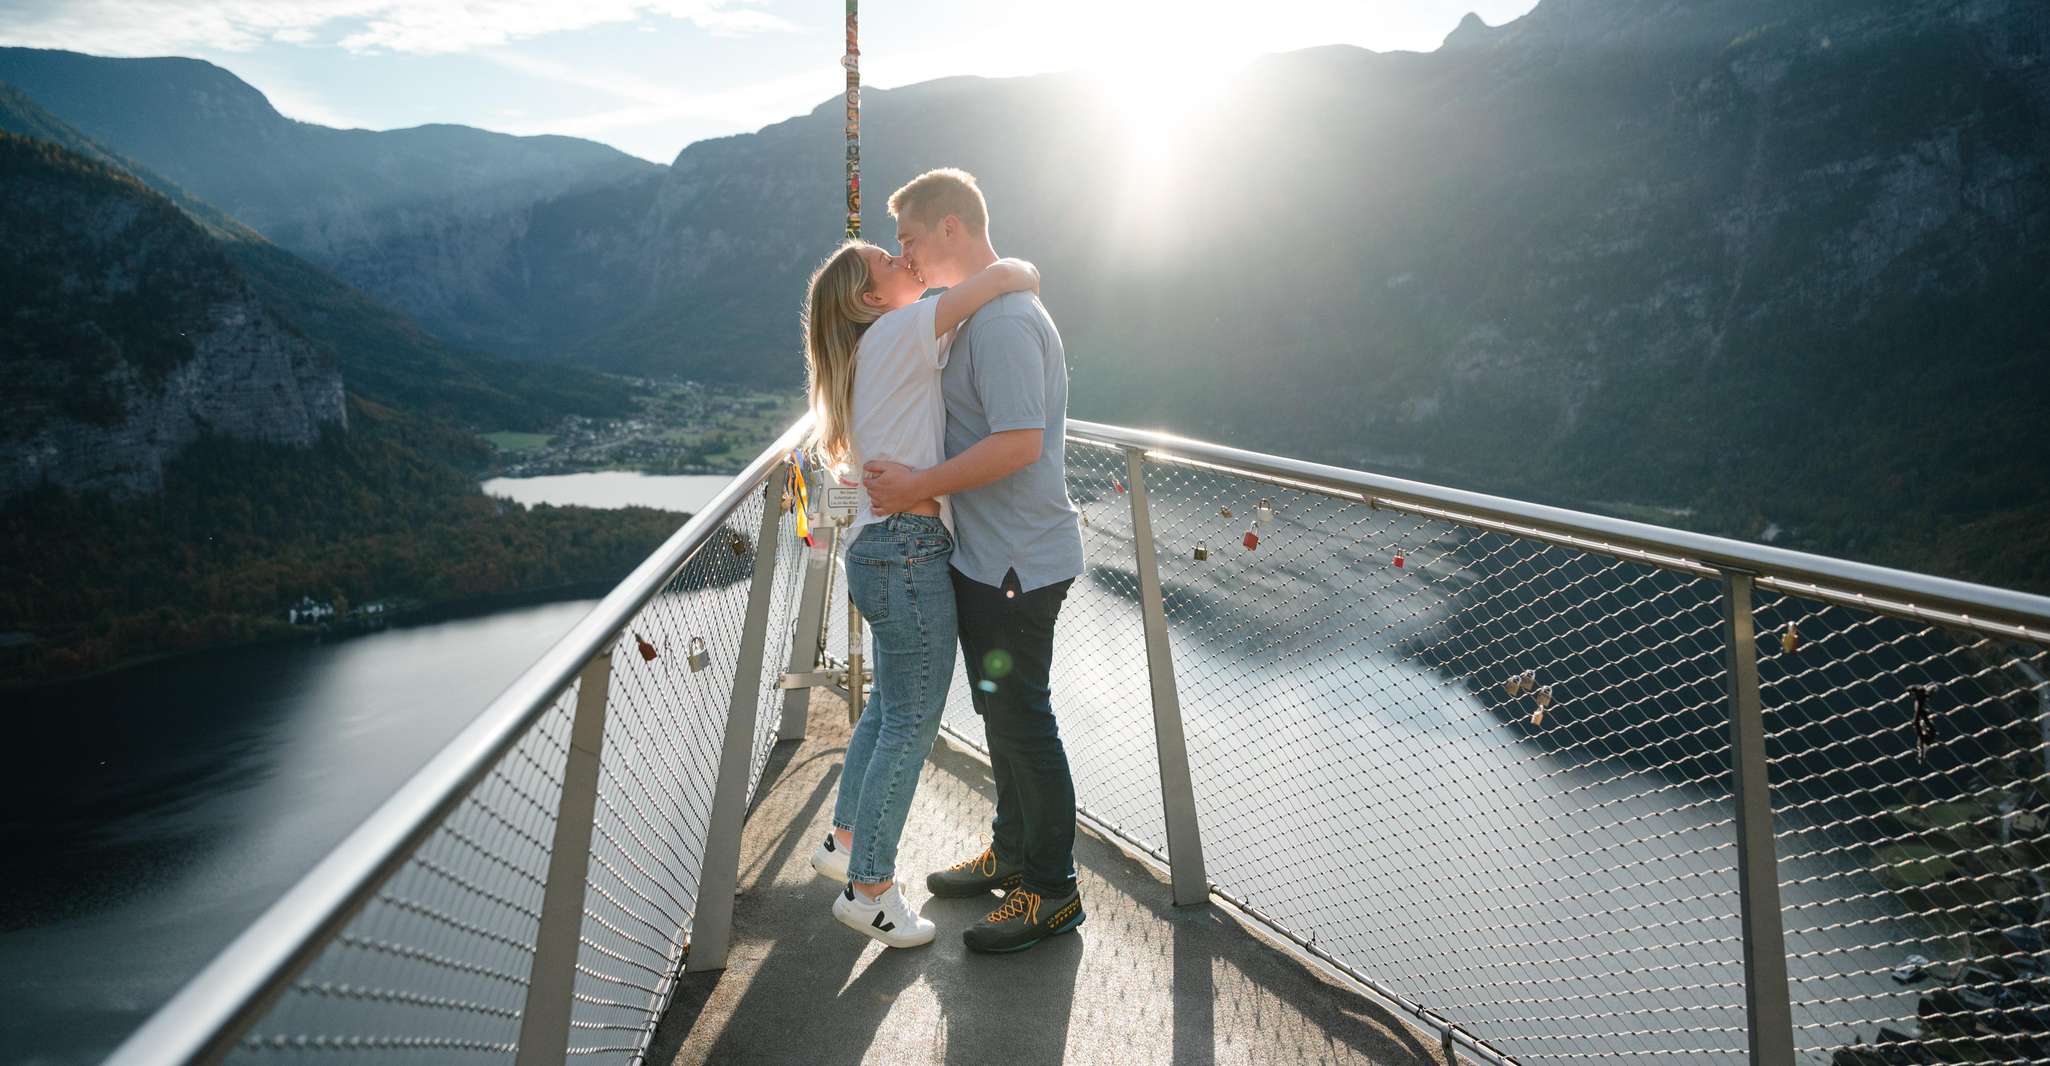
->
xmin=824 ymin=486 xmax=860 ymax=522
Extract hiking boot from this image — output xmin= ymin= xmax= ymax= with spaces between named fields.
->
xmin=809 ymin=831 xmax=849 ymax=882
xmin=832 ymin=882 xmax=936 ymax=949
xmin=962 ymin=884 xmax=1084 ymax=954
xmin=925 ymin=845 xmax=1025 ymax=898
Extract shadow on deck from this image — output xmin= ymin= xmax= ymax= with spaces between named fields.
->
xmin=647 ymin=692 xmax=1450 ymax=1066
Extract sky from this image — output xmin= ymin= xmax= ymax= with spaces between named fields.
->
xmin=0 ymin=0 xmax=1542 ymax=163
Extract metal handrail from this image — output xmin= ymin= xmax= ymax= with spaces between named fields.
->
xmin=1069 ymin=420 xmax=2050 ymax=639
xmin=104 ymin=411 xmax=2049 ymax=1065
xmin=103 ymin=417 xmax=814 ymax=1066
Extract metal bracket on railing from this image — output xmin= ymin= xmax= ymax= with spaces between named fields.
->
xmin=686 ymin=473 xmax=790 ymax=974
xmin=1124 ymin=448 xmax=1210 ymax=907
xmin=847 ymin=596 xmax=867 ymax=724
xmin=513 ymin=641 xmax=615 ymax=1066
xmin=777 ymin=524 xmax=838 ymax=739
xmin=1718 ymin=568 xmax=1797 ymax=1066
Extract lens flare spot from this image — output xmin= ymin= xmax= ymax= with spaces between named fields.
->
xmin=982 ymin=649 xmax=1015 ymax=679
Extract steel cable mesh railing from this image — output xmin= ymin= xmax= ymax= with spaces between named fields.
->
xmin=223 ymin=468 xmax=806 ymax=1065
xmin=230 ymin=685 xmax=580 ymax=1060
xmin=1132 ymin=458 xmax=1750 ymax=1063
xmin=798 ymin=428 xmax=2050 ymax=1066
xmin=1752 ymin=589 xmax=2050 ymax=1065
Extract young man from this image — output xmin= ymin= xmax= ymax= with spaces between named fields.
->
xmin=861 ymin=167 xmax=1087 ymax=954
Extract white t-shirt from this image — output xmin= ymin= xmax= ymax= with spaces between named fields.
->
xmin=837 ymin=295 xmax=953 ymax=542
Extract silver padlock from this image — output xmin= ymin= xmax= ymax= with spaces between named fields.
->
xmin=1255 ymin=498 xmax=1275 ymax=526
xmin=1193 ymin=541 xmax=1209 ymax=561
xmin=687 ymin=636 xmax=710 ymax=673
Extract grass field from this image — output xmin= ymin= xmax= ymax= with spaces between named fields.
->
xmin=482 ymin=431 xmax=554 ymax=452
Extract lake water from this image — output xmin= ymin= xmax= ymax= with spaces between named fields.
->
xmin=0 ymin=598 xmax=604 ymax=1066
xmin=0 ymin=470 xmax=729 ymax=1066
xmin=482 ymin=471 xmax=734 ymax=513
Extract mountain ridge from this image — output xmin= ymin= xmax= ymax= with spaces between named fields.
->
xmin=4 ymin=0 xmax=2048 ymax=590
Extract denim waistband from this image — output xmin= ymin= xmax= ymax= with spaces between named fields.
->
xmin=875 ymin=512 xmax=948 ymax=536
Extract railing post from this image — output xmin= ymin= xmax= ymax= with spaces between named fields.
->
xmin=1719 ymin=569 xmax=1796 ymax=1066
xmin=1124 ymin=448 xmax=1209 ymax=906
xmin=779 ymin=528 xmax=836 ymax=739
xmin=847 ymin=595 xmax=867 ymax=724
xmin=513 ymin=646 xmax=614 ymax=1066
xmin=686 ymin=472 xmax=788 ymax=974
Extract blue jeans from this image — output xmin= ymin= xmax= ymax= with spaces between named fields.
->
xmin=832 ymin=514 xmax=958 ymax=884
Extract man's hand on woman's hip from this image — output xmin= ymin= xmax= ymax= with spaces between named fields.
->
xmin=863 ymin=460 xmax=926 ymax=515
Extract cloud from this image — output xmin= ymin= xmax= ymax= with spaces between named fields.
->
xmin=256 ymin=76 xmax=375 ymax=128
xmin=0 ymin=0 xmax=794 ymax=57
xmin=484 ymin=50 xmax=834 ymax=140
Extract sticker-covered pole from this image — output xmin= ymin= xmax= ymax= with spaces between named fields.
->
xmin=842 ymin=0 xmax=860 ymax=238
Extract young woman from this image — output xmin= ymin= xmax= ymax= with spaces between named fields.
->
xmin=800 ymin=239 xmax=1039 ymax=947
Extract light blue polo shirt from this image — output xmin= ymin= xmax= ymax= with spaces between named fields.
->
xmin=940 ymin=291 xmax=1085 ymax=592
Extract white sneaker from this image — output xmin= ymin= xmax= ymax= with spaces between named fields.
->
xmin=810 ymin=832 xmax=849 ymax=882
xmin=832 ymin=882 xmax=936 ymax=948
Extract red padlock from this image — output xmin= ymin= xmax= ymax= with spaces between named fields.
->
xmin=1243 ymin=530 xmax=1260 ymax=551
xmin=635 ymin=635 xmax=658 ymax=661
xmin=1393 ymin=552 xmax=1406 ymax=568
xmin=1113 ymin=479 xmax=1126 ymax=494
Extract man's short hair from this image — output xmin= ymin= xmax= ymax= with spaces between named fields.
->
xmin=888 ymin=168 xmax=988 ymax=236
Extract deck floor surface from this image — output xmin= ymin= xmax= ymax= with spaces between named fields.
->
xmin=647 ymin=691 xmax=1449 ymax=1066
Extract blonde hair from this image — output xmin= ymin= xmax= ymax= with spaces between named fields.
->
xmin=801 ymin=240 xmax=884 ymax=471
xmin=887 ymin=167 xmax=988 ymax=237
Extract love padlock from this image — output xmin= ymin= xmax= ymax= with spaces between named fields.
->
xmin=687 ymin=636 xmax=710 ymax=673
xmin=635 ymin=634 xmax=658 ymax=662
xmin=1505 ymin=670 xmax=1536 ymax=698
xmin=1243 ymin=530 xmax=1260 ymax=551
xmin=1780 ymin=624 xmax=1800 ymax=654
xmin=1220 ymin=507 xmax=1233 ymax=519
xmin=730 ymin=533 xmax=749 ymax=557
xmin=1194 ymin=541 xmax=1209 ymax=561
xmin=1255 ymin=498 xmax=1275 ymax=526
xmin=1393 ymin=551 xmax=1406 ymax=569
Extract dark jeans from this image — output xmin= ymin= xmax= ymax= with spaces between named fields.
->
xmin=953 ymin=567 xmax=1077 ymax=897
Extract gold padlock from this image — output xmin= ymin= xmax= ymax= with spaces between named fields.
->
xmin=1780 ymin=624 xmax=1800 ymax=654
xmin=687 ymin=636 xmax=710 ymax=673
xmin=1194 ymin=541 xmax=1209 ymax=561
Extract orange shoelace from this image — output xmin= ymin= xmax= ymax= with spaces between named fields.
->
xmin=951 ymin=847 xmax=998 ymax=877
xmin=986 ymin=888 xmax=1042 ymax=926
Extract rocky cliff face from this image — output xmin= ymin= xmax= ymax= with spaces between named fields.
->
xmin=0 ymin=134 xmax=345 ymax=499
xmin=5 ymin=298 xmax=348 ymax=498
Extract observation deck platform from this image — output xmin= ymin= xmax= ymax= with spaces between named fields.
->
xmin=647 ymin=690 xmax=1444 ymax=1066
